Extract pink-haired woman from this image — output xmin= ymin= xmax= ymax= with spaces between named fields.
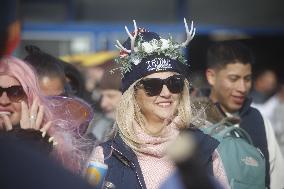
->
xmin=0 ymin=56 xmax=92 ymax=174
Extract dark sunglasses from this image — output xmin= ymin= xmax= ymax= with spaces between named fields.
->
xmin=0 ymin=86 xmax=26 ymax=102
xmin=137 ymin=75 xmax=185 ymax=96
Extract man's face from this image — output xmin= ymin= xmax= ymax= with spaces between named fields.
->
xmin=100 ymin=89 xmax=122 ymax=119
xmin=85 ymin=67 xmax=105 ymax=92
xmin=206 ymin=63 xmax=252 ymax=113
xmin=39 ymin=76 xmax=65 ymax=96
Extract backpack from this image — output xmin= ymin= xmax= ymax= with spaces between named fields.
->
xmin=201 ymin=123 xmax=266 ymax=189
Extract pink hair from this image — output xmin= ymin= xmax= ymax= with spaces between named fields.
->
xmin=0 ymin=56 xmax=92 ymax=174
xmin=0 ymin=56 xmax=44 ymax=109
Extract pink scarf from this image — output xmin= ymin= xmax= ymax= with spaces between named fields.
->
xmin=132 ymin=117 xmax=181 ymax=189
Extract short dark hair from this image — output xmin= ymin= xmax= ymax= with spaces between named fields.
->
xmin=24 ymin=45 xmax=66 ymax=82
xmin=62 ymin=61 xmax=88 ymax=98
xmin=206 ymin=41 xmax=255 ymax=69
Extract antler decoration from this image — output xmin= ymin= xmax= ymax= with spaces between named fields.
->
xmin=125 ymin=20 xmax=138 ymax=53
xmin=115 ymin=20 xmax=138 ymax=54
xmin=181 ymin=18 xmax=196 ymax=47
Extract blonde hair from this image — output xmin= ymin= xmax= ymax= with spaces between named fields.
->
xmin=116 ymin=78 xmax=192 ymax=151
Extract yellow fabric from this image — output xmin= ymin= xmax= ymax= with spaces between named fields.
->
xmin=61 ymin=51 xmax=119 ymax=67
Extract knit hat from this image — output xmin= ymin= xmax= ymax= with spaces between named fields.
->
xmin=115 ymin=19 xmax=196 ymax=92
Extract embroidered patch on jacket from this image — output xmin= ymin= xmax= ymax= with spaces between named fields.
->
xmin=241 ymin=156 xmax=259 ymax=167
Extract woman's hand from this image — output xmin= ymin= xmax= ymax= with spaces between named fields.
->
xmin=20 ymin=97 xmax=45 ymax=130
xmin=0 ymin=97 xmax=56 ymax=145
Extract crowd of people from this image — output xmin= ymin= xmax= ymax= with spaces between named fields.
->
xmin=1 ymin=1 xmax=284 ymax=189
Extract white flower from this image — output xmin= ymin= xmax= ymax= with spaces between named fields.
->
xmin=173 ymin=44 xmax=180 ymax=49
xmin=150 ymin=39 xmax=159 ymax=51
xmin=142 ymin=42 xmax=153 ymax=53
xmin=131 ymin=56 xmax=141 ymax=65
xmin=160 ymin=39 xmax=170 ymax=50
xmin=170 ymin=55 xmax=178 ymax=59
xmin=134 ymin=47 xmax=139 ymax=52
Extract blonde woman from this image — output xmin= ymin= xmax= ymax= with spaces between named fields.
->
xmin=88 ymin=20 xmax=229 ymax=189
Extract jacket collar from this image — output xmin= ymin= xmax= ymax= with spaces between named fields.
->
xmin=238 ymin=97 xmax=252 ymax=116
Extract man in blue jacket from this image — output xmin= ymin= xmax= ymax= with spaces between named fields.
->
xmin=205 ymin=41 xmax=284 ymax=189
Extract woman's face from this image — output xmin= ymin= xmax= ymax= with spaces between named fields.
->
xmin=135 ymin=72 xmax=183 ymax=124
xmin=0 ymin=75 xmax=26 ymax=127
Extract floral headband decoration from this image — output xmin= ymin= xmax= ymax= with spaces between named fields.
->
xmin=114 ymin=18 xmax=196 ymax=76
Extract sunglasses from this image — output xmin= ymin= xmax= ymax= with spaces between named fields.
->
xmin=137 ymin=75 xmax=185 ymax=96
xmin=0 ymin=86 xmax=26 ymax=102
